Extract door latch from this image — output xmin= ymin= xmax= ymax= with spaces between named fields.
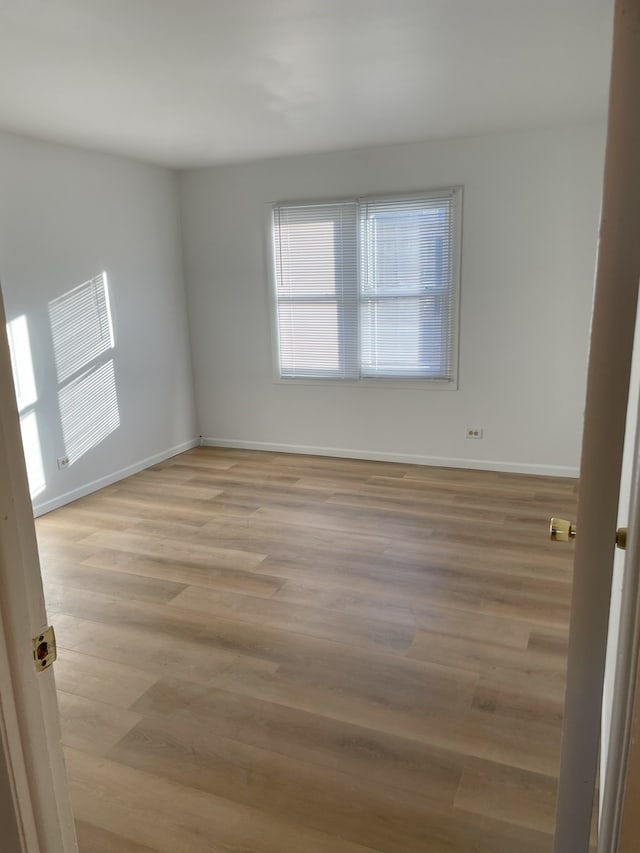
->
xmin=549 ymin=518 xmax=628 ymax=549
xmin=32 ymin=626 xmax=57 ymax=672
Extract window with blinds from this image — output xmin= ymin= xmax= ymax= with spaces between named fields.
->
xmin=272 ymin=188 xmax=462 ymax=384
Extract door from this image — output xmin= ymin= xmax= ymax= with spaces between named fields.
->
xmin=552 ymin=2 xmax=640 ymax=851
xmin=0 ymin=283 xmax=77 ymax=852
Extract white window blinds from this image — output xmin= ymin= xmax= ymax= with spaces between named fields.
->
xmin=272 ymin=188 xmax=461 ymax=383
xmin=273 ymin=202 xmax=359 ymax=378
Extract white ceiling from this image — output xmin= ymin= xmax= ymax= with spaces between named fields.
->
xmin=0 ymin=0 xmax=613 ymax=168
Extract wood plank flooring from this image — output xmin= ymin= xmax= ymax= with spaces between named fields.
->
xmin=36 ymin=447 xmax=579 ymax=853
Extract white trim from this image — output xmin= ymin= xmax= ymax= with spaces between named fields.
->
xmin=269 ymin=376 xmax=458 ymax=390
xmin=32 ymin=438 xmax=199 ymax=517
xmin=201 ymin=437 xmax=578 ymax=478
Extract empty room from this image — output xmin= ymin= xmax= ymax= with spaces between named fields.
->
xmin=2 ymin=1 xmax=639 ymax=852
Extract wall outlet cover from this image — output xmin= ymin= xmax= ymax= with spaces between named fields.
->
xmin=465 ymin=428 xmax=484 ymax=439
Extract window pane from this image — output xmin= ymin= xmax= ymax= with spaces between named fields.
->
xmin=362 ymin=203 xmax=451 ymax=296
xmin=360 ymin=193 xmax=458 ymax=380
xmin=276 ymin=219 xmax=339 ymax=297
xmin=278 ymin=302 xmax=343 ymax=376
xmin=274 ymin=203 xmax=358 ymax=378
xmin=360 ymin=296 xmax=451 ymax=379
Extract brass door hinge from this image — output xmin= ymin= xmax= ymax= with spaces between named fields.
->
xmin=33 ymin=626 xmax=57 ymax=672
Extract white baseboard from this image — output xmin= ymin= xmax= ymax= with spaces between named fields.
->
xmin=202 ymin=437 xmax=579 ymax=478
xmin=33 ymin=438 xmax=200 ymax=517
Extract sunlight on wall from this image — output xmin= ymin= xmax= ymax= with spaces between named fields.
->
xmin=6 ymin=315 xmax=37 ymax=409
xmin=58 ymin=360 xmax=120 ymax=464
xmin=5 ymin=315 xmax=46 ymax=498
xmin=49 ymin=272 xmax=115 ymax=383
xmin=19 ymin=411 xmax=46 ymax=498
xmin=49 ymin=272 xmax=120 ymax=466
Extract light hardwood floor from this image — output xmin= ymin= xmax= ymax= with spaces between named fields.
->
xmin=36 ymin=447 xmax=579 ymax=853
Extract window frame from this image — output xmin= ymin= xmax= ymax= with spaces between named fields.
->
xmin=266 ymin=187 xmax=463 ymax=390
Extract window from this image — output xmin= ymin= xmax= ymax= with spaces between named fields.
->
xmin=272 ymin=188 xmax=462 ymax=384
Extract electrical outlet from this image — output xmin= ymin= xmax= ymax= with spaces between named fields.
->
xmin=57 ymin=456 xmax=69 ymax=470
xmin=465 ymin=427 xmax=484 ymax=440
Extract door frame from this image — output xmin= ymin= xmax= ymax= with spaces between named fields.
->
xmin=0 ymin=287 xmax=77 ymax=853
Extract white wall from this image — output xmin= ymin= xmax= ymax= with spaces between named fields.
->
xmin=180 ymin=124 xmax=605 ymax=476
xmin=0 ymin=130 xmax=197 ymax=515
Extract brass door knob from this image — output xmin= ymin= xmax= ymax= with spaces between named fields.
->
xmin=550 ymin=517 xmax=576 ymax=541
xmin=549 ymin=517 xmax=628 ymax=549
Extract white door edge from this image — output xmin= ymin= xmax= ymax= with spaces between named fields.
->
xmin=553 ymin=1 xmax=640 ymax=850
xmin=0 ymin=286 xmax=77 ymax=853
xmin=0 ymin=603 xmax=39 ymax=853
xmin=599 ymin=358 xmax=640 ymax=848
